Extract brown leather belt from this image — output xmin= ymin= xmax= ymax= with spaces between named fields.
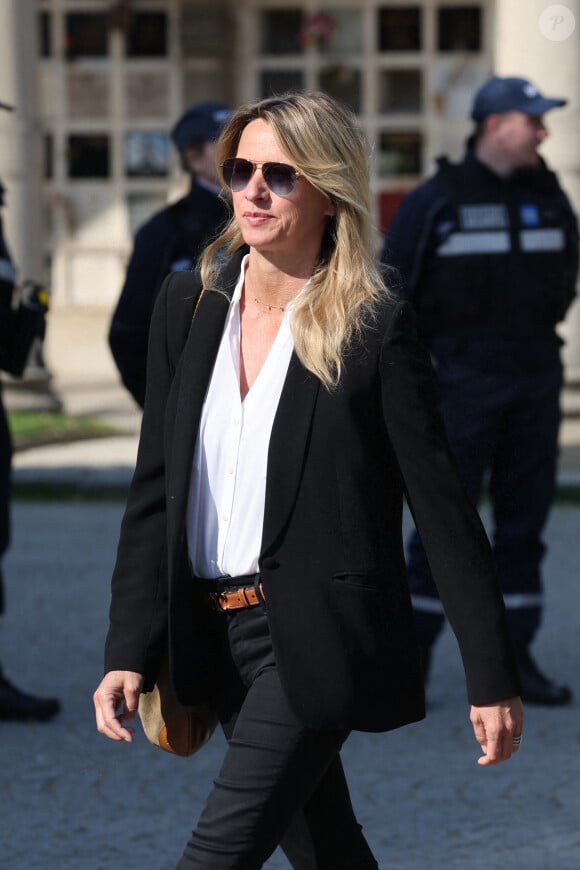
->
xmin=201 ymin=575 xmax=266 ymax=613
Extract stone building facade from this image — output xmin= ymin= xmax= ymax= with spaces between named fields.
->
xmin=1 ymin=0 xmax=579 ymax=375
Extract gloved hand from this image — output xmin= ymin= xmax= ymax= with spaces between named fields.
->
xmin=18 ymin=279 xmax=50 ymax=314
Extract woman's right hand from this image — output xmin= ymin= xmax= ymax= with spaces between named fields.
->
xmin=93 ymin=670 xmax=144 ymax=743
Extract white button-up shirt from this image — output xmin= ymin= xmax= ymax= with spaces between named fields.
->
xmin=186 ymin=256 xmax=297 ymax=578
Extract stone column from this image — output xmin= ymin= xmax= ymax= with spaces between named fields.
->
xmin=0 ymin=0 xmax=43 ymax=283
xmin=494 ymin=0 xmax=580 ymax=380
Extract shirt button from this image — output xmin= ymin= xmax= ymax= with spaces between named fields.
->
xmin=221 ymin=513 xmax=229 ymax=523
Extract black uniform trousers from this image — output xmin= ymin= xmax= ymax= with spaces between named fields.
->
xmin=407 ymin=338 xmax=562 ymax=650
xmin=0 ymin=388 xmax=12 ymax=613
xmin=176 ymin=600 xmax=378 ymax=870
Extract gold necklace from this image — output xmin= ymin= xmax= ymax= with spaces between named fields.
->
xmin=252 ymin=295 xmax=286 ymax=313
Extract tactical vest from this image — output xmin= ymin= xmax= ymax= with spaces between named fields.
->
xmin=413 ymin=156 xmax=578 ymax=340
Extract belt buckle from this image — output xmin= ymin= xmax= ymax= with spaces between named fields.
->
xmin=207 ymin=590 xmax=229 ymax=613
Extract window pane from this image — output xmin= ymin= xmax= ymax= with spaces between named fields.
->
xmin=39 ymin=12 xmax=52 ymax=58
xmin=260 ymin=10 xmax=304 ymax=54
xmin=126 ymin=13 xmax=168 ymax=57
xmin=319 ymin=9 xmax=363 ymax=55
xmin=184 ymin=69 xmax=229 ymax=105
xmin=65 ymin=14 xmax=108 ymax=59
xmin=126 ymin=72 xmax=169 ymax=119
xmin=67 ymin=135 xmax=110 ymax=179
xmin=378 ymin=131 xmax=422 ymax=176
xmin=319 ymin=66 xmax=362 ymax=114
xmin=438 ymin=7 xmax=482 ymax=51
xmin=379 ymin=69 xmax=422 ymax=113
xmin=378 ymin=7 xmax=421 ymax=51
xmin=181 ymin=3 xmax=227 ymax=58
xmin=259 ymin=70 xmax=304 ymax=98
xmin=67 ymin=71 xmax=110 ymax=119
xmin=124 ymin=132 xmax=169 ymax=177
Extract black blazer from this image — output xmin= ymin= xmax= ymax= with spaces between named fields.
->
xmin=105 ymin=248 xmax=519 ymax=733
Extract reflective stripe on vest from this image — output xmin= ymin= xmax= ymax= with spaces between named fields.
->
xmin=436 ymin=231 xmax=510 ymax=256
xmin=520 ymin=228 xmax=565 ymax=252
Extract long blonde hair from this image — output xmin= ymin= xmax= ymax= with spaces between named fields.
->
xmin=200 ymin=92 xmax=389 ymax=389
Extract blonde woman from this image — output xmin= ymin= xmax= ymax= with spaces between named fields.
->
xmin=94 ymin=92 xmax=523 ymax=869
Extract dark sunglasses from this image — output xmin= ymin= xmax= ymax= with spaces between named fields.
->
xmin=221 ymin=157 xmax=301 ymax=197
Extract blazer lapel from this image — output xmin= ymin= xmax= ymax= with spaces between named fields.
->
xmin=262 ymin=353 xmax=320 ymax=555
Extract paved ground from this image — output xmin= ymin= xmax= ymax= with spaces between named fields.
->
xmin=1 ymin=502 xmax=579 ymax=869
xmin=1 ymin=307 xmax=580 ymax=868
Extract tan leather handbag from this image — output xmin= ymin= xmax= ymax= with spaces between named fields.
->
xmin=138 ymin=654 xmax=217 ymax=757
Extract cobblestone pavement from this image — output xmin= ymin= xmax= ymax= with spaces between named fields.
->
xmin=1 ymin=501 xmax=579 ymax=870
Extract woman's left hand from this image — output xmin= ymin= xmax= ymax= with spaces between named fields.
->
xmin=94 ymin=670 xmax=144 ymax=743
xmin=470 ymin=696 xmax=524 ymax=766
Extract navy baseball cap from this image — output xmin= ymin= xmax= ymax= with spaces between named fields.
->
xmin=171 ymin=101 xmax=231 ymax=150
xmin=471 ymin=77 xmax=566 ymax=121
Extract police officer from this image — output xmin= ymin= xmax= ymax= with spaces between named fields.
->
xmin=381 ymin=76 xmax=578 ymax=706
xmin=109 ymin=101 xmax=232 ymax=407
xmin=0 ymin=100 xmax=60 ymax=719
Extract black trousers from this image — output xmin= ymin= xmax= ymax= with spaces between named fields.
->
xmin=176 ymin=603 xmax=378 ymax=870
xmin=0 ymin=390 xmax=12 ymax=614
xmin=407 ymin=350 xmax=562 ymax=650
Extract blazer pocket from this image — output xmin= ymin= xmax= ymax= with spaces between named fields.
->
xmin=331 ymin=570 xmax=379 ymax=590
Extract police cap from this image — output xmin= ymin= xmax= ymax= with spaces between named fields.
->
xmin=471 ymin=77 xmax=566 ymax=121
xmin=171 ymin=101 xmax=231 ymax=151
